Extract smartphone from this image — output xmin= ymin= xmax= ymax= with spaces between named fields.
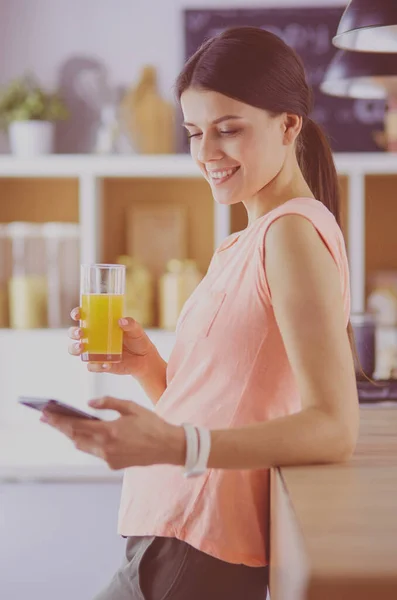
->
xmin=18 ymin=397 xmax=102 ymax=421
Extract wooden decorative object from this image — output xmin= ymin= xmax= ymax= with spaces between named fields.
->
xmin=126 ymin=204 xmax=188 ymax=281
xmin=121 ymin=65 xmax=176 ymax=154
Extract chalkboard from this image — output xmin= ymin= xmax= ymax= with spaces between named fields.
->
xmin=183 ymin=8 xmax=386 ymax=153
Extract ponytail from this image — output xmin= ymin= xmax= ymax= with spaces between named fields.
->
xmin=296 ymin=118 xmax=341 ymax=227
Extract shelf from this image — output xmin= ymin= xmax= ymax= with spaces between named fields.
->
xmin=0 ymin=154 xmax=201 ymax=178
xmin=0 ymin=152 xmax=395 ymax=178
xmin=333 ymin=152 xmax=397 ymax=175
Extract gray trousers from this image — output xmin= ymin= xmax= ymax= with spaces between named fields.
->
xmin=93 ymin=536 xmax=269 ymax=600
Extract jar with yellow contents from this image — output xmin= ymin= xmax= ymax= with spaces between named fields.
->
xmin=117 ymin=255 xmax=155 ymax=328
xmin=159 ymin=259 xmax=203 ymax=331
xmin=6 ymin=222 xmax=48 ymax=329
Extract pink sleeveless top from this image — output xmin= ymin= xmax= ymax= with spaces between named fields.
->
xmin=117 ymin=198 xmax=351 ymax=567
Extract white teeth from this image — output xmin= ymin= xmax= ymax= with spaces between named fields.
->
xmin=208 ymin=168 xmax=237 ymax=179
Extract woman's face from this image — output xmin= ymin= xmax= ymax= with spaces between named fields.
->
xmin=181 ymin=88 xmax=290 ymax=207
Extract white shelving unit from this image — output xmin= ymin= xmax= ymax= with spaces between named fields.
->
xmin=0 ymin=152 xmax=396 ymax=439
xmin=0 ymin=152 xmax=396 ymax=310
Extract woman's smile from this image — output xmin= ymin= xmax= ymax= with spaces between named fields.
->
xmin=206 ymin=165 xmax=240 ymax=186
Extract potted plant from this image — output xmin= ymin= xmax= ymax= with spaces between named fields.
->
xmin=0 ymin=75 xmax=69 ymax=156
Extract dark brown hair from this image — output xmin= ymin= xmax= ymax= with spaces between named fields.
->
xmin=176 ymin=26 xmax=359 ymax=365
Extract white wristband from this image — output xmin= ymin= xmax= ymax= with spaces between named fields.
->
xmin=182 ymin=423 xmax=199 ymax=475
xmin=183 ymin=424 xmax=211 ymax=478
xmin=190 ymin=426 xmax=211 ymax=476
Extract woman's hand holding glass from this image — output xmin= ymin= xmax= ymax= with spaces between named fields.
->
xmin=68 ymin=308 xmax=157 ymax=378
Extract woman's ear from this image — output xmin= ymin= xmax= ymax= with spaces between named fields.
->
xmin=282 ymin=113 xmax=302 ymax=146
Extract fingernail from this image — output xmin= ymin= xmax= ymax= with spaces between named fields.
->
xmin=102 ymin=363 xmax=110 ymax=370
xmin=89 ymin=399 xmax=102 ymax=407
xmin=74 ymin=342 xmax=80 ymax=351
xmin=40 ymin=414 xmax=49 ymax=423
xmin=119 ymin=318 xmax=128 ymax=326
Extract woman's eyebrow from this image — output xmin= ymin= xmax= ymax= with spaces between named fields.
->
xmin=182 ymin=115 xmax=243 ymax=127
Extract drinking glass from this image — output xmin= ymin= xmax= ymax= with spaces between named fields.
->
xmin=80 ymin=264 xmax=125 ymax=363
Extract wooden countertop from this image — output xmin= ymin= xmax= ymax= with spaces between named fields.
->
xmin=270 ymin=407 xmax=397 ymax=600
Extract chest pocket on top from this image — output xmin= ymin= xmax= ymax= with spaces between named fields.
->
xmin=178 ymin=290 xmax=227 ymax=341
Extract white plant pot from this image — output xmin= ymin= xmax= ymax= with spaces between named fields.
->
xmin=9 ymin=120 xmax=55 ymax=156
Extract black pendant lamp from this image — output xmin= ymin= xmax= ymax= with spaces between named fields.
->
xmin=320 ymin=50 xmax=397 ymax=150
xmin=320 ymin=50 xmax=397 ymax=99
xmin=333 ymin=0 xmax=397 ymax=53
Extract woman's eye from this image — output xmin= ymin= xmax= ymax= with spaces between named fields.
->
xmin=186 ymin=129 xmax=239 ymax=140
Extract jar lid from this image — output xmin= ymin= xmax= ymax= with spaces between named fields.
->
xmin=184 ymin=259 xmax=199 ymax=270
xmin=167 ymin=259 xmax=184 ymax=273
xmin=350 ymin=312 xmax=376 ymax=326
xmin=41 ymin=222 xmax=80 ymax=237
xmin=5 ymin=222 xmax=44 ymax=237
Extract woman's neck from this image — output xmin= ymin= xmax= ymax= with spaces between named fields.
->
xmin=244 ymin=156 xmax=314 ymax=226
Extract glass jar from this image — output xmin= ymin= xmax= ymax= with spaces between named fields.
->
xmin=117 ymin=255 xmax=154 ymax=328
xmin=158 ymin=259 xmax=203 ymax=330
xmin=351 ymin=312 xmax=376 ymax=380
xmin=42 ymin=222 xmax=80 ymax=328
xmin=0 ymin=224 xmax=11 ymax=327
xmin=6 ymin=222 xmax=48 ymax=329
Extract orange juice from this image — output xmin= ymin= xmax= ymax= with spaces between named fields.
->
xmin=80 ymin=293 xmax=124 ymax=362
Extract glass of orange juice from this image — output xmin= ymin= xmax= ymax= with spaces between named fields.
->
xmin=80 ymin=264 xmax=125 ymax=363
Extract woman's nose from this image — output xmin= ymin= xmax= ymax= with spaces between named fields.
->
xmin=197 ymin=136 xmax=223 ymax=163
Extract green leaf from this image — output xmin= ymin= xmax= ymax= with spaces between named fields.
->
xmin=0 ymin=75 xmax=69 ymax=129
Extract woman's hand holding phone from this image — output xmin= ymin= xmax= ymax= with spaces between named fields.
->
xmin=39 ymin=396 xmax=184 ymax=470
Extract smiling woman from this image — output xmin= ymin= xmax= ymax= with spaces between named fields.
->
xmin=49 ymin=25 xmax=360 ymax=600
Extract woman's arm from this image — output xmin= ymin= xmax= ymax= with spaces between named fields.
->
xmin=136 ymin=347 xmax=168 ymax=405
xmin=169 ymin=215 xmax=360 ymax=469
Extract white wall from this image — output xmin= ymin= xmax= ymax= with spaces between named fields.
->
xmin=0 ymin=0 xmax=348 ymax=151
xmin=0 ymin=0 xmax=348 ymax=94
